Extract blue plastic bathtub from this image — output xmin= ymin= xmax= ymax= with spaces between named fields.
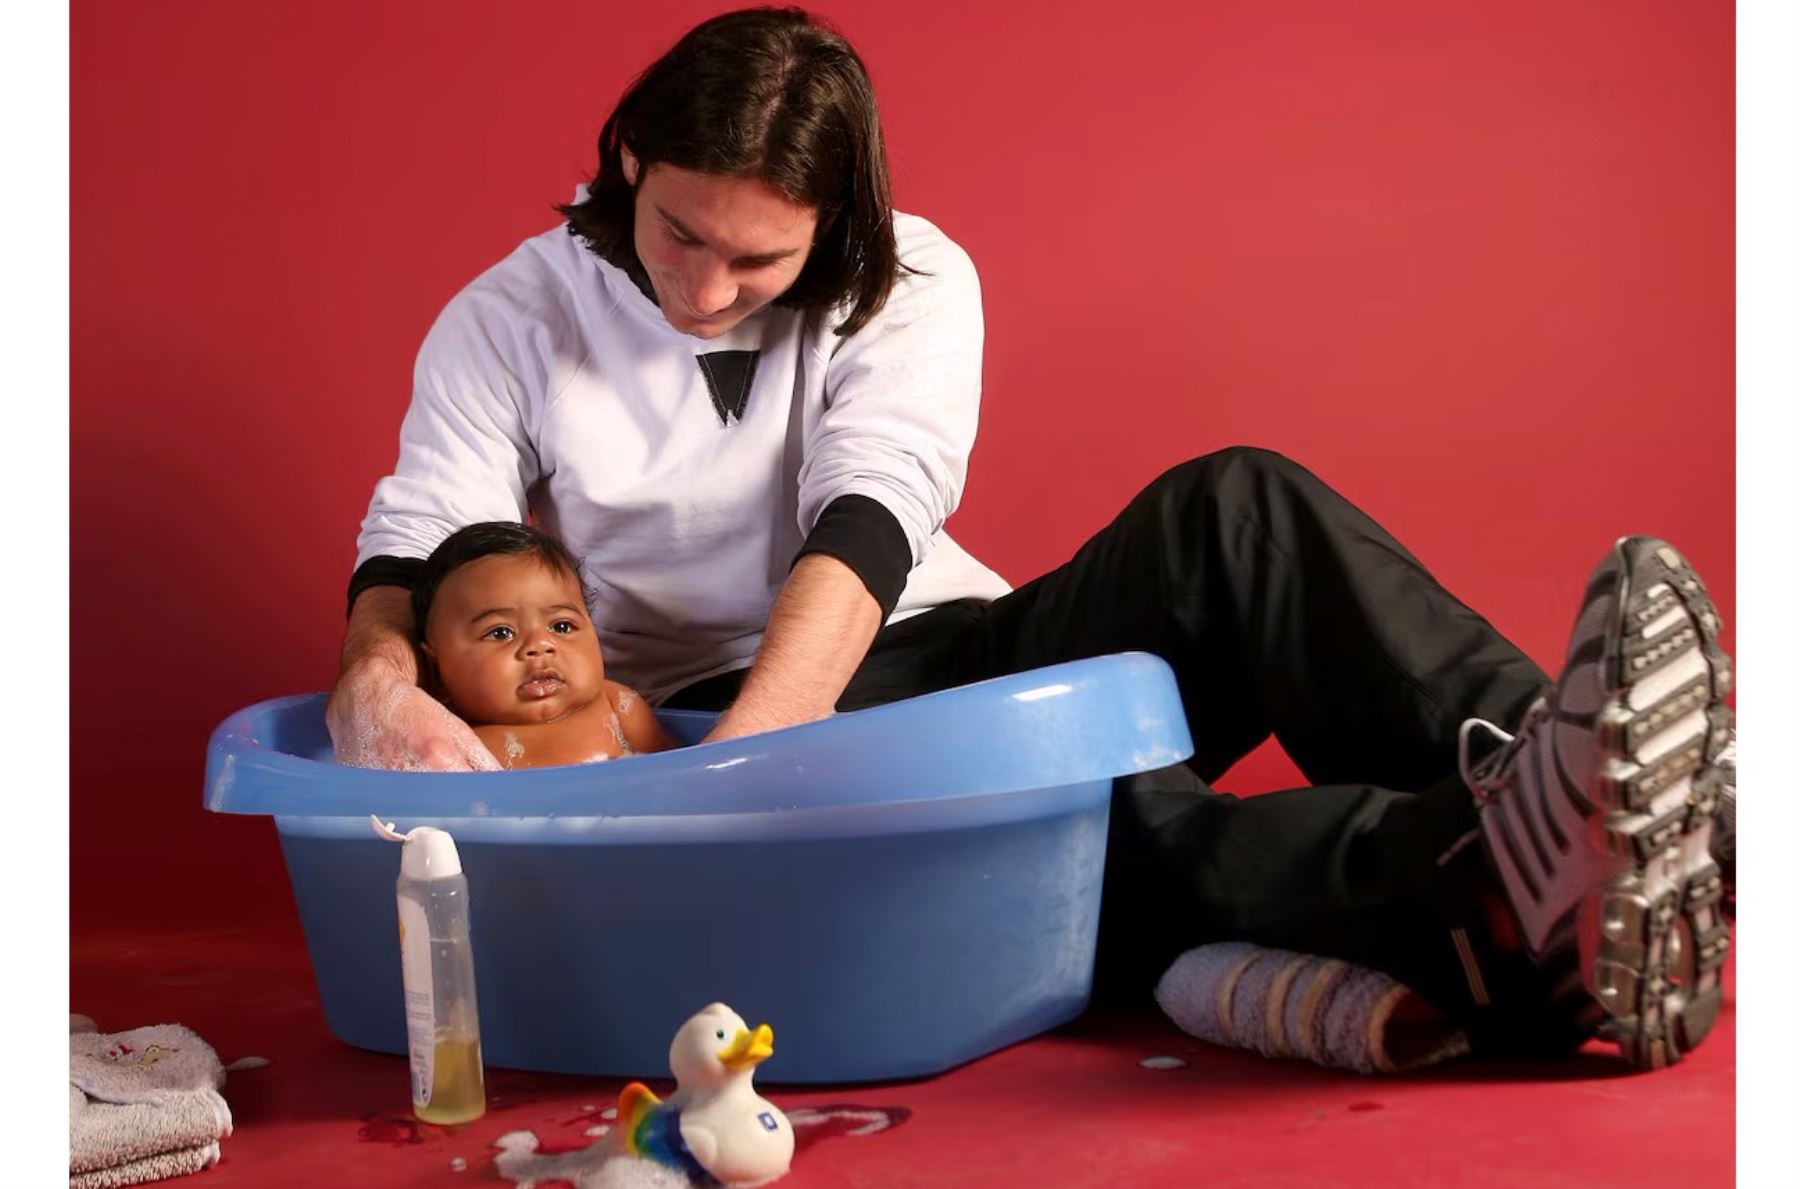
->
xmin=205 ymin=652 xmax=1192 ymax=1083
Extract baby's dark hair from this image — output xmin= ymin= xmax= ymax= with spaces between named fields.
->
xmin=412 ymin=522 xmax=584 ymax=639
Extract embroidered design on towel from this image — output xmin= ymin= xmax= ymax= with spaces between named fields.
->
xmin=101 ymin=1042 xmax=180 ymax=1069
xmin=696 ymin=350 xmax=759 ymax=425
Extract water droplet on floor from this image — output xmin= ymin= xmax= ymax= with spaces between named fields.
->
xmin=1139 ymin=1055 xmax=1187 ymax=1070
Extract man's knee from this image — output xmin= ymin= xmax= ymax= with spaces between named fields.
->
xmin=1155 ymin=446 xmax=1307 ymax=504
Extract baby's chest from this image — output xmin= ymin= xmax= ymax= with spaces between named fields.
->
xmin=477 ymin=714 xmax=627 ymax=770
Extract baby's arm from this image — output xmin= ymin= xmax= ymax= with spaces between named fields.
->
xmin=609 ymin=682 xmax=680 ymax=754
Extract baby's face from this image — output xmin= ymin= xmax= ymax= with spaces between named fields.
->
xmin=422 ymin=554 xmax=606 ymax=726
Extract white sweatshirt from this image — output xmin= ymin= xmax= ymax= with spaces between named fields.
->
xmin=356 ymin=212 xmax=1011 ymax=703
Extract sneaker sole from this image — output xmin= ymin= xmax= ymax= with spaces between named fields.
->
xmin=1584 ymin=538 xmax=1733 ymax=1069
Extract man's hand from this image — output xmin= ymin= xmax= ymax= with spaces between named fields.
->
xmin=329 ymin=585 xmax=500 ymax=771
xmin=704 ymin=697 xmax=823 ymax=745
xmin=702 ymin=553 xmax=882 ymax=744
xmin=326 ymin=658 xmax=501 ymax=772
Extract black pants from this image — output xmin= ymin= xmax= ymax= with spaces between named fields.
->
xmin=668 ymin=448 xmax=1553 ymax=1029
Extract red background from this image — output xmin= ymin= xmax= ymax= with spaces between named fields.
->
xmin=71 ymin=0 xmax=1733 ymax=932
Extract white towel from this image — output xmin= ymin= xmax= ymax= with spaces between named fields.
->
xmin=71 ymin=1024 xmax=225 ymax=1106
xmin=70 ymin=1018 xmax=233 ymax=1187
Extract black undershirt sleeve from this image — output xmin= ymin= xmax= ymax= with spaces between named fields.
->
xmin=794 ymin=493 xmax=913 ymax=619
xmin=345 ymin=555 xmax=426 ymax=618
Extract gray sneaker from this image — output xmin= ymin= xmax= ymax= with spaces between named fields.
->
xmin=1460 ymin=537 xmax=1734 ymax=1069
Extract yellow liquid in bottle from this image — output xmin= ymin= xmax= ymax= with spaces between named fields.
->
xmin=414 ymin=1034 xmax=486 ymax=1125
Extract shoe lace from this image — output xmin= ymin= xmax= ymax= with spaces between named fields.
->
xmin=1458 ymin=697 xmax=1548 ymax=807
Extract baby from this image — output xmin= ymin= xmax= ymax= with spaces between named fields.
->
xmin=413 ymin=522 xmax=677 ymax=768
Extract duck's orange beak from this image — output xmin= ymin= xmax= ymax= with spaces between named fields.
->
xmin=718 ymin=1023 xmax=775 ymax=1072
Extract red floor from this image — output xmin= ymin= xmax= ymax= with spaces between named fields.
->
xmin=71 ymin=917 xmax=1735 ymax=1188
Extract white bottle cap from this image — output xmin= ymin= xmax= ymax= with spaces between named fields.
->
xmin=370 ymin=816 xmax=464 ymax=880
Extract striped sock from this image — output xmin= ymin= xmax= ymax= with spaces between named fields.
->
xmin=1155 ymin=943 xmax=1471 ymax=1075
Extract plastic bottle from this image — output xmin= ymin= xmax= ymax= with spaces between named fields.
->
xmin=371 ymin=816 xmax=487 ymax=1125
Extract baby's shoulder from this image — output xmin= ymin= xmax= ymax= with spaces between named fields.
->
xmin=603 ymin=680 xmax=643 ymax=713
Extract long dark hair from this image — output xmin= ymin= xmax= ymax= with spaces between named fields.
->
xmin=556 ymin=7 xmax=902 ymax=337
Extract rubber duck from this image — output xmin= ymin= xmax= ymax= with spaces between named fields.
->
xmin=616 ymin=1003 xmax=793 ymax=1186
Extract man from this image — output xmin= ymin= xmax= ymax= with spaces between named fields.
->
xmin=329 ymin=7 xmax=1733 ymax=1071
